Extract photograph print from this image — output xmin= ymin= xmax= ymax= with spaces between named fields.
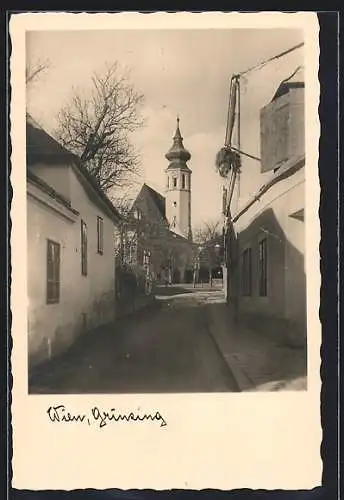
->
xmin=25 ymin=27 xmax=310 ymax=395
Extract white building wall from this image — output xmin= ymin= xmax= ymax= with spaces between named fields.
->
xmin=27 ymin=190 xmax=78 ymax=367
xmin=69 ymin=168 xmax=116 ymax=327
xmin=165 ymin=168 xmax=191 ymax=238
xmin=233 ymin=166 xmax=306 ymax=344
xmin=27 ymin=165 xmax=117 ymax=368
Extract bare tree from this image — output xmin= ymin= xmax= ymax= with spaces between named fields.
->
xmin=113 ymin=195 xmax=142 ymax=267
xmin=26 ymin=58 xmax=51 ymax=86
xmin=55 ymin=62 xmax=145 ymax=193
xmin=193 ymin=220 xmax=223 ymax=286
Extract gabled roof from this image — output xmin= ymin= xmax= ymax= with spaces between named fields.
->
xmin=142 ymin=183 xmax=167 ymax=222
xmin=26 ymin=113 xmax=77 ymax=166
xmin=166 ymin=228 xmax=197 ymax=247
xmin=26 ymin=115 xmax=122 ymax=223
xmin=131 ymin=183 xmax=195 ymax=246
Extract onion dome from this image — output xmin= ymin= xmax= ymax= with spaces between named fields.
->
xmin=165 ymin=117 xmax=191 ymax=163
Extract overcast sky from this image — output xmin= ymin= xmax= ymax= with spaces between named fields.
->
xmin=26 ymin=29 xmax=304 ymax=229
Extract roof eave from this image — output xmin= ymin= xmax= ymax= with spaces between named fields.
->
xmin=232 ymin=155 xmax=305 ymax=223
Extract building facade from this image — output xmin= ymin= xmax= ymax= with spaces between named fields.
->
xmin=121 ymin=119 xmax=196 ymax=284
xmin=124 ymin=183 xmax=196 ymax=285
xmin=27 ymin=116 xmax=121 ymax=369
xmin=224 ymin=69 xmax=306 ymax=347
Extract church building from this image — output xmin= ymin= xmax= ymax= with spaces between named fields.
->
xmin=122 ymin=118 xmax=197 ymax=284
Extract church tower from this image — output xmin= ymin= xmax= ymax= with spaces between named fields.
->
xmin=165 ymin=117 xmax=192 ymax=241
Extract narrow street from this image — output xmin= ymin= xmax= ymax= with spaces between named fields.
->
xmin=29 ymin=286 xmax=240 ymax=394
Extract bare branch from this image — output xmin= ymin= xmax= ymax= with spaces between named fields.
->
xmin=26 ymin=58 xmax=51 ymax=85
xmin=193 ymin=219 xmax=222 ymax=245
xmin=55 ymin=60 xmax=145 ymax=194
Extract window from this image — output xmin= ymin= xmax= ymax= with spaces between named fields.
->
xmin=81 ymin=220 xmax=88 ymax=276
xmin=97 ymin=216 xmax=104 ymax=254
xmin=182 ymin=174 xmax=186 ymax=189
xmin=241 ymin=248 xmax=252 ymax=296
xmin=173 ymin=177 xmax=177 ymax=188
xmin=167 ymin=177 xmax=170 ymax=189
xmin=134 ymin=209 xmax=142 ymax=220
xmin=47 ymin=239 xmax=60 ymax=304
xmin=259 ymin=238 xmax=267 ymax=296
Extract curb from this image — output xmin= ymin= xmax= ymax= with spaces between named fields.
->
xmin=206 ymin=306 xmax=255 ymax=392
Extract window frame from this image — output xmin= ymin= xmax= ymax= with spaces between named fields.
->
xmin=46 ymin=239 xmax=60 ymax=304
xmin=258 ymin=238 xmax=268 ymax=296
xmin=97 ymin=216 xmax=104 ymax=255
xmin=81 ymin=219 xmax=88 ymax=276
xmin=173 ymin=176 xmax=177 ymax=188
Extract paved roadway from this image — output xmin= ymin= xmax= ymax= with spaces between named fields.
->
xmin=29 ymin=286 xmax=239 ymax=394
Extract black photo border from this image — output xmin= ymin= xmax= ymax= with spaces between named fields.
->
xmin=1 ymin=8 xmax=340 ymax=500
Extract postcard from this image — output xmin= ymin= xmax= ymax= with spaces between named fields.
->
xmin=10 ymin=11 xmax=321 ymax=491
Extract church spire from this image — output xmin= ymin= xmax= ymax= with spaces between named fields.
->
xmin=164 ymin=116 xmax=193 ymax=241
xmin=165 ymin=116 xmax=191 ymax=163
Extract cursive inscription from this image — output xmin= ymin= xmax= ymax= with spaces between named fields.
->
xmin=47 ymin=405 xmax=167 ymax=428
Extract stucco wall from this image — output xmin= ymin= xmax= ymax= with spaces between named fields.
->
xmin=69 ymin=168 xmax=116 ymax=328
xmin=165 ymin=167 xmax=191 ymax=238
xmin=27 ymin=190 xmax=79 ymax=367
xmin=27 ymin=166 xmax=117 ymax=369
xmin=233 ymin=166 xmax=306 ymax=345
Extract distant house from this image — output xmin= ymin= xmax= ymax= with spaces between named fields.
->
xmin=123 ymin=183 xmax=196 ymax=284
xmin=225 ymin=69 xmax=306 ymax=347
xmin=26 ymin=115 xmax=121 ymax=369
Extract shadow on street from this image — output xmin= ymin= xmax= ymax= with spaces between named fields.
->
xmin=29 ymin=288 xmax=239 ymax=394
